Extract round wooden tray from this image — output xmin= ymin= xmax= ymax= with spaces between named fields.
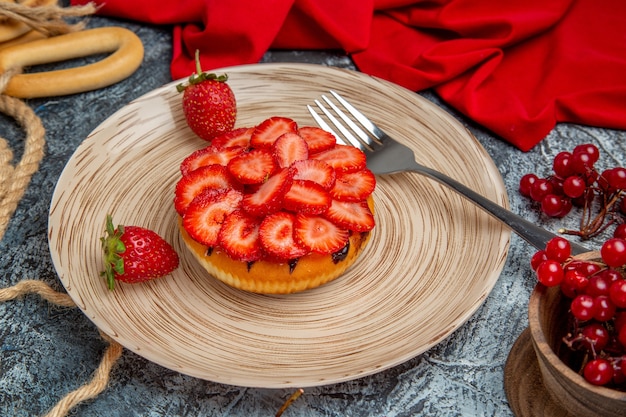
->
xmin=504 ymin=328 xmax=575 ymax=417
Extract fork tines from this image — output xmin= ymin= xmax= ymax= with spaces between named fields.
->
xmin=307 ymin=90 xmax=381 ymax=152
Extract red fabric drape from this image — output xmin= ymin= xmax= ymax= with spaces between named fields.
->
xmin=71 ymin=0 xmax=626 ymax=151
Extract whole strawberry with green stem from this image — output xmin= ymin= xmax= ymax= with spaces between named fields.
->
xmin=177 ymin=50 xmax=237 ymax=141
xmin=101 ymin=215 xmax=180 ymax=290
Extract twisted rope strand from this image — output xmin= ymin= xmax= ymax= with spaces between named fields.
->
xmin=0 ymin=66 xmax=45 ymax=240
xmin=43 ymin=331 xmax=123 ymax=417
xmin=0 ymin=1 xmax=98 ymax=36
xmin=0 ymin=279 xmax=75 ymax=306
xmin=0 ymin=279 xmax=124 ymax=417
xmin=0 ymin=136 xmax=15 ymax=204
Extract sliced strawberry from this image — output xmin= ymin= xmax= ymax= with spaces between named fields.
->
xmin=283 ymin=180 xmax=331 ymax=215
xmin=294 ymin=214 xmax=349 ymax=254
xmin=182 ymin=188 xmax=243 ymax=247
xmin=291 ymin=159 xmax=336 ymax=190
xmin=227 ymin=148 xmax=277 ymax=184
xmin=250 ymin=117 xmax=298 ymax=149
xmin=258 ymin=211 xmax=309 ymax=261
xmin=217 ymin=210 xmax=263 ymax=262
xmin=242 ymin=168 xmax=293 ymax=217
xmin=174 ymin=164 xmax=242 ymax=215
xmin=298 ymin=126 xmax=336 ymax=154
xmin=210 ymin=127 xmax=254 ymax=149
xmin=311 ymin=144 xmax=367 ymax=173
xmin=330 ymin=169 xmax=376 ymax=201
xmin=272 ymin=132 xmax=309 ymax=168
xmin=180 ymin=145 xmax=245 ymax=176
xmin=324 ymin=199 xmax=375 ymax=232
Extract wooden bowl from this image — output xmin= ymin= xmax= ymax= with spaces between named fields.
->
xmin=528 ymin=282 xmax=626 ymax=417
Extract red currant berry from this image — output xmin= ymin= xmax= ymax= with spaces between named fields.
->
xmin=562 ymin=175 xmax=586 ymax=198
xmin=573 ymin=143 xmax=600 ymax=164
xmin=541 ymin=194 xmax=570 ymax=218
xmin=560 ymin=282 xmax=578 ymax=298
xmin=564 ymin=270 xmax=589 ymax=292
xmin=609 ymin=279 xmax=626 ymax=308
xmin=601 ymin=238 xmax=626 ymax=268
xmin=614 ymin=223 xmax=626 ymax=240
xmin=584 ymin=359 xmax=613 ymax=386
xmin=556 ymin=198 xmax=572 ymax=218
xmin=553 ymin=151 xmax=574 ymax=178
xmin=597 ymin=169 xmax=613 ymax=191
xmin=571 ymin=294 xmax=595 ymax=321
xmin=519 ymin=173 xmax=538 ymax=197
xmin=548 ymin=176 xmax=564 ymax=195
xmin=592 ymin=295 xmax=616 ymax=321
xmin=581 ymin=323 xmax=610 ymax=351
xmin=564 ymin=260 xmax=582 ymax=272
xmin=529 ymin=178 xmax=553 ymax=202
xmin=609 ymin=167 xmax=626 ymax=190
xmin=545 ymin=237 xmax=571 ymax=262
xmin=536 ymin=260 xmax=564 ymax=287
xmin=530 ymin=250 xmax=548 ymax=271
xmin=571 ymin=151 xmax=594 ymax=175
xmin=576 ymin=261 xmax=602 ymax=277
xmin=598 ymin=268 xmax=622 ymax=284
xmin=587 ymin=274 xmax=612 ymax=297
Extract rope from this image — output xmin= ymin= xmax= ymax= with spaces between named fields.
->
xmin=0 ymin=67 xmax=45 ymax=240
xmin=0 ymin=1 xmax=98 ymax=36
xmin=0 ymin=4 xmax=121 ymax=417
xmin=0 ymin=279 xmax=124 ymax=417
xmin=43 ymin=331 xmax=123 ymax=417
xmin=0 ymin=279 xmax=75 ymax=306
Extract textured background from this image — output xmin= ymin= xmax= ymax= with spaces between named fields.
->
xmin=1 ymin=6 xmax=625 ymax=417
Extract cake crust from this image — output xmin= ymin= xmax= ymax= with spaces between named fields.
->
xmin=179 ymin=216 xmax=371 ymax=294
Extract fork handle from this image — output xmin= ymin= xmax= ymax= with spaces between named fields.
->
xmin=411 ymin=164 xmax=589 ymax=255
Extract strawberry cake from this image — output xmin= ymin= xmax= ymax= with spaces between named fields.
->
xmin=174 ymin=116 xmax=376 ymax=294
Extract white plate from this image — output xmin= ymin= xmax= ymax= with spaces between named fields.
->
xmin=49 ymin=63 xmax=510 ymax=388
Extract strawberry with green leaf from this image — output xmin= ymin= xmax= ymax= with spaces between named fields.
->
xmin=101 ymin=215 xmax=180 ymax=290
xmin=177 ymin=50 xmax=237 ymax=141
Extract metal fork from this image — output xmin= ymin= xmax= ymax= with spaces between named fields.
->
xmin=307 ymin=90 xmax=589 ymax=256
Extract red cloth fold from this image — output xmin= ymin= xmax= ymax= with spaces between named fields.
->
xmin=71 ymin=0 xmax=626 ymax=151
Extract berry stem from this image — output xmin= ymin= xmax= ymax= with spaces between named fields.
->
xmin=194 ymin=49 xmax=202 ymax=76
xmin=275 ymin=389 xmax=304 ymax=417
xmin=560 ymin=189 xmax=625 ymax=240
xmin=175 ymin=49 xmax=228 ymax=92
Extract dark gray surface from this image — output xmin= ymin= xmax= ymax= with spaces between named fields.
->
xmin=1 ymin=11 xmax=625 ymax=417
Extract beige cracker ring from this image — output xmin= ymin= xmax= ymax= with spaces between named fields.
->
xmin=0 ymin=28 xmax=45 ymax=49
xmin=0 ymin=26 xmax=144 ymax=98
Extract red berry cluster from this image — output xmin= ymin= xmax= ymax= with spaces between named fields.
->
xmin=519 ymin=143 xmax=626 ymax=239
xmin=533 ymin=236 xmax=626 ymax=388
